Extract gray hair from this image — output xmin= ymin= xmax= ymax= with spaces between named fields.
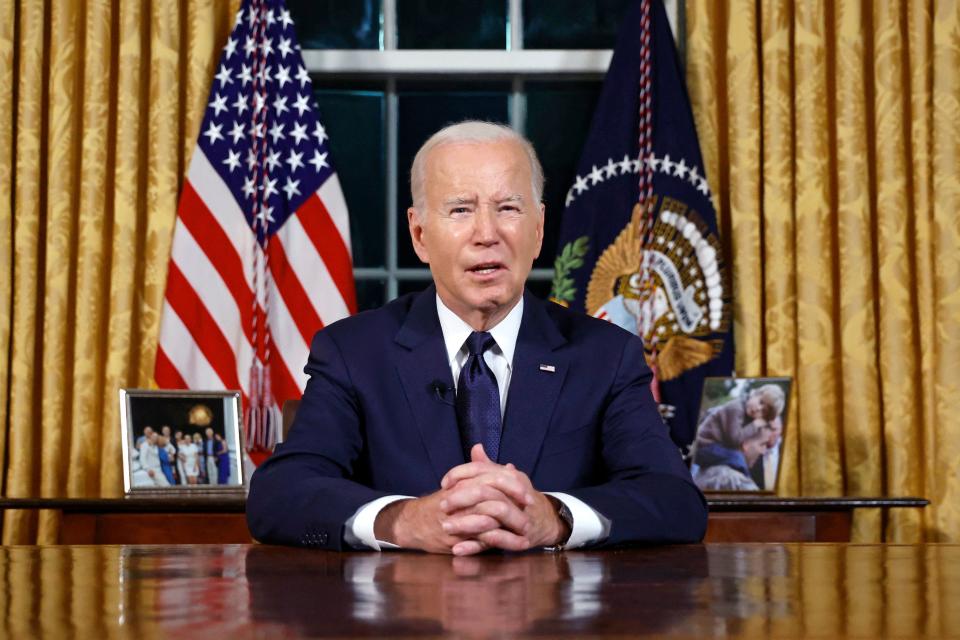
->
xmin=748 ymin=384 xmax=786 ymax=421
xmin=409 ymin=120 xmax=545 ymax=213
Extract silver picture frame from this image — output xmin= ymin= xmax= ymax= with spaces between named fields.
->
xmin=689 ymin=376 xmax=793 ymax=494
xmin=119 ymin=389 xmax=245 ymax=496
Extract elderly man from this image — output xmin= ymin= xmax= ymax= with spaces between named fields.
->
xmin=247 ymin=121 xmax=707 ymax=553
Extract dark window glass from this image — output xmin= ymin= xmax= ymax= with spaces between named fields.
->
xmin=354 ymin=279 xmax=387 ymax=311
xmin=397 ymin=278 xmax=435 ymax=300
xmin=313 ymin=83 xmax=386 ymax=268
xmin=524 ymin=278 xmax=552 ymax=301
xmin=397 ymin=0 xmax=507 ymax=49
xmin=525 ymin=81 xmax=602 ymax=269
xmin=523 ymin=0 xmax=631 ymax=49
xmin=396 ymin=83 xmax=510 ymax=268
xmin=286 ymin=0 xmax=381 ymax=50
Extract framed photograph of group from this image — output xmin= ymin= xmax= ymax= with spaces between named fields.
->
xmin=119 ymin=389 xmax=245 ymax=495
xmin=689 ymin=377 xmax=793 ymax=493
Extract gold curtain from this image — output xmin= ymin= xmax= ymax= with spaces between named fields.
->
xmin=686 ymin=1 xmax=960 ymax=542
xmin=0 ymin=0 xmax=240 ymax=544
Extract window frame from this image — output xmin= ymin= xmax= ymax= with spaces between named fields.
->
xmin=302 ymin=0 xmax=683 ymax=303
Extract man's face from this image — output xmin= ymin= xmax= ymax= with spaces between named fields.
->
xmin=741 ymin=435 xmax=768 ymax=467
xmin=206 ymin=428 xmax=214 ymax=438
xmin=764 ymin=419 xmax=783 ymax=448
xmin=408 ymin=140 xmax=544 ymax=327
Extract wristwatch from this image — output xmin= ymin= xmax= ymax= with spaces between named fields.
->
xmin=547 ymin=500 xmax=574 ymax=551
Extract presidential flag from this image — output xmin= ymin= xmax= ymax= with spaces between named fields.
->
xmin=155 ymin=0 xmax=356 ymax=460
xmin=550 ymin=0 xmax=733 ymax=451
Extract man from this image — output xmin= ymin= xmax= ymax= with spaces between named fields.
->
xmin=203 ymin=427 xmax=217 ymax=485
xmin=135 ymin=426 xmax=154 ymax=449
xmin=138 ymin=431 xmax=169 ymax=487
xmin=247 ymin=121 xmax=707 ymax=553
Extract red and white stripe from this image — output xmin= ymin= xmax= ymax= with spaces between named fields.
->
xmin=155 ymin=147 xmax=356 ymax=449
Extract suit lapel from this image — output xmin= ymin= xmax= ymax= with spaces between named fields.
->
xmin=499 ymin=292 xmax=568 ymax=475
xmin=394 ymin=286 xmax=463 ymax=483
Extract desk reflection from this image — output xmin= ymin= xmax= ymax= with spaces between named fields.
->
xmin=246 ymin=550 xmax=604 ymax=636
xmin=0 ymin=544 xmax=957 ymax=638
xmin=243 ymin=545 xmax=710 ymax=636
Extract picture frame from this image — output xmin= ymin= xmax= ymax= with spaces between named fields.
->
xmin=689 ymin=376 xmax=792 ymax=493
xmin=119 ymin=389 xmax=245 ymax=495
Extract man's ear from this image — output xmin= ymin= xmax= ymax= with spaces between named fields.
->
xmin=534 ymin=202 xmax=545 ymax=258
xmin=408 ymin=207 xmax=430 ymax=264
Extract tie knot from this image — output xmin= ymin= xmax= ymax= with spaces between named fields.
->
xmin=465 ymin=331 xmax=496 ymax=356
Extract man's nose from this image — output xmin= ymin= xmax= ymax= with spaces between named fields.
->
xmin=471 ymin=208 xmax=500 ymax=244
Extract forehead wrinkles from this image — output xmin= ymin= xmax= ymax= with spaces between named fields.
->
xmin=425 ymin=143 xmax=531 ymax=200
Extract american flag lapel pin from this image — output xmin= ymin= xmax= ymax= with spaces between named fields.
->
xmin=539 ymin=364 xmax=556 ymax=373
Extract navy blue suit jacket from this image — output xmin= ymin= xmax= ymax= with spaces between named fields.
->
xmin=246 ymin=286 xmax=707 ymax=550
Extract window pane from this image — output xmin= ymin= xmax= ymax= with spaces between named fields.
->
xmin=354 ymin=278 xmax=387 ymax=311
xmin=313 ymin=83 xmax=386 ymax=268
xmin=524 ymin=278 xmax=553 ymax=301
xmin=397 ymin=0 xmax=507 ymax=49
xmin=397 ymin=277 xmax=435 ymax=300
xmin=525 ymin=81 xmax=602 ymax=269
xmin=287 ymin=0 xmax=381 ymax=50
xmin=396 ymin=83 xmax=510 ymax=268
xmin=523 ymin=0 xmax=631 ymax=49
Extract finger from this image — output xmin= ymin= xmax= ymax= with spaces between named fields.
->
xmin=489 ymin=472 xmax=536 ymax=506
xmin=441 ymin=460 xmax=497 ymax=489
xmin=445 ymin=499 xmax=532 ymax=536
xmin=441 ymin=483 xmax=523 ymax=513
xmin=451 ymin=539 xmax=487 ymax=556
xmin=471 ymin=499 xmax=531 ymax=534
xmin=470 ymin=443 xmax=491 ymax=463
xmin=451 ymin=556 xmax=484 ymax=576
xmin=442 ymin=513 xmax=501 ymax=536
xmin=478 ymin=529 xmax=532 ymax=552
xmin=442 ymin=476 xmax=531 ymax=511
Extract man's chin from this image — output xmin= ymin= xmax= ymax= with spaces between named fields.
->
xmin=468 ymin=287 xmax=522 ymax=312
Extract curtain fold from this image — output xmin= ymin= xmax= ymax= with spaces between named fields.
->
xmin=2 ymin=0 xmax=957 ymax=545
xmin=1 ymin=0 xmax=240 ymax=544
xmin=687 ymin=0 xmax=960 ymax=542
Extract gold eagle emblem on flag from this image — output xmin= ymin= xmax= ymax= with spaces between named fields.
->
xmin=586 ymin=198 xmax=730 ymax=381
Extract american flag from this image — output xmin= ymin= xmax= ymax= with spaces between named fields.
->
xmin=155 ymin=0 xmax=356 ymax=458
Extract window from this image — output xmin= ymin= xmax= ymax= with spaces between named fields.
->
xmin=289 ymin=0 xmax=682 ymax=310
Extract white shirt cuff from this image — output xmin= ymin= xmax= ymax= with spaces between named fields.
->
xmin=343 ymin=495 xmax=414 ymax=551
xmin=544 ymin=492 xmax=611 ymax=549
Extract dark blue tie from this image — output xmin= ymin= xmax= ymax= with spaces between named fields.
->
xmin=455 ymin=331 xmax=502 ymax=462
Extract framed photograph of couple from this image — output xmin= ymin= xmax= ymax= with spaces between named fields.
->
xmin=119 ymin=389 xmax=245 ymax=495
xmin=690 ymin=377 xmax=792 ymax=493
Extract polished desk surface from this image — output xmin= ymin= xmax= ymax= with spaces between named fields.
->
xmin=1 ymin=544 xmax=957 ymax=638
xmin=0 ymin=495 xmax=930 ymax=511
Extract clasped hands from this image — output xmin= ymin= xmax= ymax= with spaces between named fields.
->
xmin=374 ymin=444 xmax=570 ymax=555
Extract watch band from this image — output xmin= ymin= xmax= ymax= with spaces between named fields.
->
xmin=546 ymin=499 xmax=574 ymax=551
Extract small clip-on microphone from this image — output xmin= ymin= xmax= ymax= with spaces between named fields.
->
xmin=430 ymin=380 xmax=454 ymax=406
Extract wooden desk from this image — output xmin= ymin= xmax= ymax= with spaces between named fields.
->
xmin=0 ymin=543 xmax=956 ymax=638
xmin=0 ymin=496 xmax=927 ymax=544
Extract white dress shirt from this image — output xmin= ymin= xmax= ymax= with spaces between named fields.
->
xmin=344 ymin=294 xmax=609 ymax=550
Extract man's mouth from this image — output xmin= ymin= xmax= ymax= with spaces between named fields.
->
xmin=467 ymin=262 xmax=504 ymax=275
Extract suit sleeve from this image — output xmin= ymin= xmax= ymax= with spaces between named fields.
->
xmin=564 ymin=335 xmax=709 ymax=545
xmin=246 ymin=330 xmax=390 ymax=550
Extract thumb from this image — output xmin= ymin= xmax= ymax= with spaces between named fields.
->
xmin=470 ymin=443 xmax=490 ymax=463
